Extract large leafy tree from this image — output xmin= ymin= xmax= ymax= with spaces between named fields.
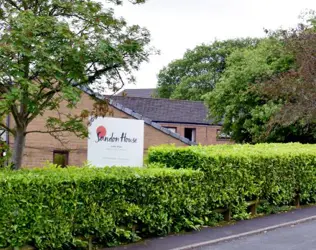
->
xmin=206 ymin=14 xmax=316 ymax=144
xmin=156 ymin=38 xmax=260 ymax=101
xmin=260 ymin=17 xmax=316 ymax=134
xmin=0 ymin=0 xmax=152 ymax=169
xmin=204 ymin=38 xmax=295 ymax=143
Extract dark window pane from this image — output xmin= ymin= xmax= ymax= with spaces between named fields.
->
xmin=184 ymin=128 xmax=196 ymax=142
xmin=53 ymin=151 xmax=69 ymax=168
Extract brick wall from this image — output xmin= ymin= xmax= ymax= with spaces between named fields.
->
xmin=11 ymin=93 xmax=187 ymax=168
xmin=158 ymin=123 xmax=231 ymax=145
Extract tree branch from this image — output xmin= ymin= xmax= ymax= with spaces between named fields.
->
xmin=0 ymin=122 xmax=14 ymax=135
xmin=112 ymin=68 xmax=125 ymax=95
xmin=26 ymin=89 xmax=58 ymax=123
xmin=25 ymin=129 xmax=70 ymax=135
xmin=87 ymin=64 xmax=120 ymax=83
xmin=5 ymin=0 xmax=21 ymax=10
xmin=11 ymin=106 xmax=23 ymax=128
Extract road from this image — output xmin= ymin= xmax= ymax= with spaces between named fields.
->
xmin=196 ymin=220 xmax=316 ymax=250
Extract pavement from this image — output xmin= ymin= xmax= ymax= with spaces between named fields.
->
xmin=110 ymin=206 xmax=316 ymax=250
xmin=197 ymin=219 xmax=316 ymax=250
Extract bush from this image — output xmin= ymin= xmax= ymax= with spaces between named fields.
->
xmin=0 ymin=166 xmax=210 ymax=249
xmin=0 ymin=140 xmax=10 ymax=169
xmin=148 ymin=143 xmax=316 ymax=211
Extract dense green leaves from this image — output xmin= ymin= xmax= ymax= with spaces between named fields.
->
xmin=203 ymin=14 xmax=316 ymax=143
xmin=156 ymin=38 xmax=259 ymax=101
xmin=2 ymin=143 xmax=316 ymax=248
xmin=204 ymin=38 xmax=295 ymax=143
xmin=259 ymin=16 xmax=316 ymax=131
xmin=0 ymin=0 xmax=153 ymax=168
xmin=157 ymin=12 xmax=316 ymax=143
xmin=148 ymin=143 xmax=316 ymax=214
xmin=0 ymin=166 xmax=209 ymax=249
xmin=0 ymin=140 xmax=10 ymax=168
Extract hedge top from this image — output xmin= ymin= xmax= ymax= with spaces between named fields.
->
xmin=0 ymin=165 xmax=201 ymax=183
xmin=149 ymin=143 xmax=316 ymax=157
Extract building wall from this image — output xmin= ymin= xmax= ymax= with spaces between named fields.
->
xmin=159 ymin=123 xmax=231 ymax=145
xmin=11 ymin=93 xmax=187 ymax=168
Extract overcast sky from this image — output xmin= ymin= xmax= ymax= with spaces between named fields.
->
xmin=114 ymin=0 xmax=315 ymax=90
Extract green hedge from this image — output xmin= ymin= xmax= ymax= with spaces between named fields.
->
xmin=3 ymin=143 xmax=316 ymax=248
xmin=0 ymin=141 xmax=10 ymax=168
xmin=148 ymin=143 xmax=316 ymax=213
xmin=0 ymin=166 xmax=212 ymax=249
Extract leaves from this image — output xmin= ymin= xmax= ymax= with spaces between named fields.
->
xmin=260 ymin=16 xmax=316 ymax=128
xmin=0 ymin=0 xmax=153 ymax=168
xmin=148 ymin=143 xmax=316 ymax=214
xmin=0 ymin=139 xmax=10 ymax=168
xmin=0 ymin=166 xmax=206 ymax=248
xmin=204 ymin=13 xmax=316 ymax=143
xmin=156 ymin=38 xmax=260 ymax=101
xmin=204 ymin=38 xmax=295 ymax=143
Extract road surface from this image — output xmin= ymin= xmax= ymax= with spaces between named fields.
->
xmin=196 ymin=219 xmax=316 ymax=250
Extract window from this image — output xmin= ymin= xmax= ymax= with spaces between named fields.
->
xmin=53 ymin=150 xmax=69 ymax=168
xmin=163 ymin=127 xmax=177 ymax=133
xmin=216 ymin=129 xmax=231 ymax=140
xmin=184 ymin=128 xmax=196 ymax=142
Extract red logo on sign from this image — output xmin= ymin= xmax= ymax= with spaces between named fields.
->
xmin=96 ymin=126 xmax=106 ymax=139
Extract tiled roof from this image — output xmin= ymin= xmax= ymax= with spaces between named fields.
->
xmin=116 ymin=88 xmax=157 ymax=98
xmin=80 ymin=86 xmax=195 ymax=145
xmin=109 ymin=96 xmax=214 ymax=125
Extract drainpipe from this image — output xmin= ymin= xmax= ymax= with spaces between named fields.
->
xmin=4 ymin=115 xmax=10 ymax=167
xmin=6 ymin=115 xmax=9 ymax=145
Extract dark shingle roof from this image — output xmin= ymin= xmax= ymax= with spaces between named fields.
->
xmin=116 ymin=88 xmax=157 ymax=98
xmin=79 ymin=86 xmax=195 ymax=145
xmin=110 ymin=96 xmax=214 ymax=125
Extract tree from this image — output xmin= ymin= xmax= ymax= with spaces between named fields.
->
xmin=205 ymin=11 xmax=316 ymax=144
xmin=259 ymin=16 xmax=316 ymax=134
xmin=156 ymin=38 xmax=260 ymax=101
xmin=0 ymin=0 xmax=153 ymax=169
xmin=204 ymin=38 xmax=295 ymax=143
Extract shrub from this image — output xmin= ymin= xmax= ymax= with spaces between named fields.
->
xmin=0 ymin=166 xmax=210 ymax=249
xmin=0 ymin=140 xmax=10 ymax=169
xmin=147 ymin=143 xmax=316 ymax=211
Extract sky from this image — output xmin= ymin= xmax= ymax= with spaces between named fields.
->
xmin=114 ymin=0 xmax=316 ymax=90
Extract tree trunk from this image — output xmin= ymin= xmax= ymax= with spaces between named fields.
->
xmin=12 ymin=128 xmax=26 ymax=170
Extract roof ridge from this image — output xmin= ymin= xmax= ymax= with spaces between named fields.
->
xmin=111 ymin=95 xmax=205 ymax=104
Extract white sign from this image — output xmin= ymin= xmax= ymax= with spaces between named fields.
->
xmin=88 ymin=117 xmax=144 ymax=167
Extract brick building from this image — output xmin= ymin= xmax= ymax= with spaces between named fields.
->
xmin=110 ymin=95 xmax=228 ymax=145
xmin=5 ymin=87 xmax=230 ymax=167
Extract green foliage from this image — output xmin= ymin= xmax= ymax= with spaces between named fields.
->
xmin=148 ymin=143 xmax=316 ymax=215
xmin=204 ymin=38 xmax=296 ymax=143
xmin=0 ymin=165 xmax=210 ymax=249
xmin=0 ymin=0 xmax=153 ymax=168
xmin=156 ymin=38 xmax=260 ymax=101
xmin=257 ymin=201 xmax=293 ymax=215
xmin=0 ymin=140 xmax=10 ymax=168
xmin=257 ymin=15 xmax=316 ymax=135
